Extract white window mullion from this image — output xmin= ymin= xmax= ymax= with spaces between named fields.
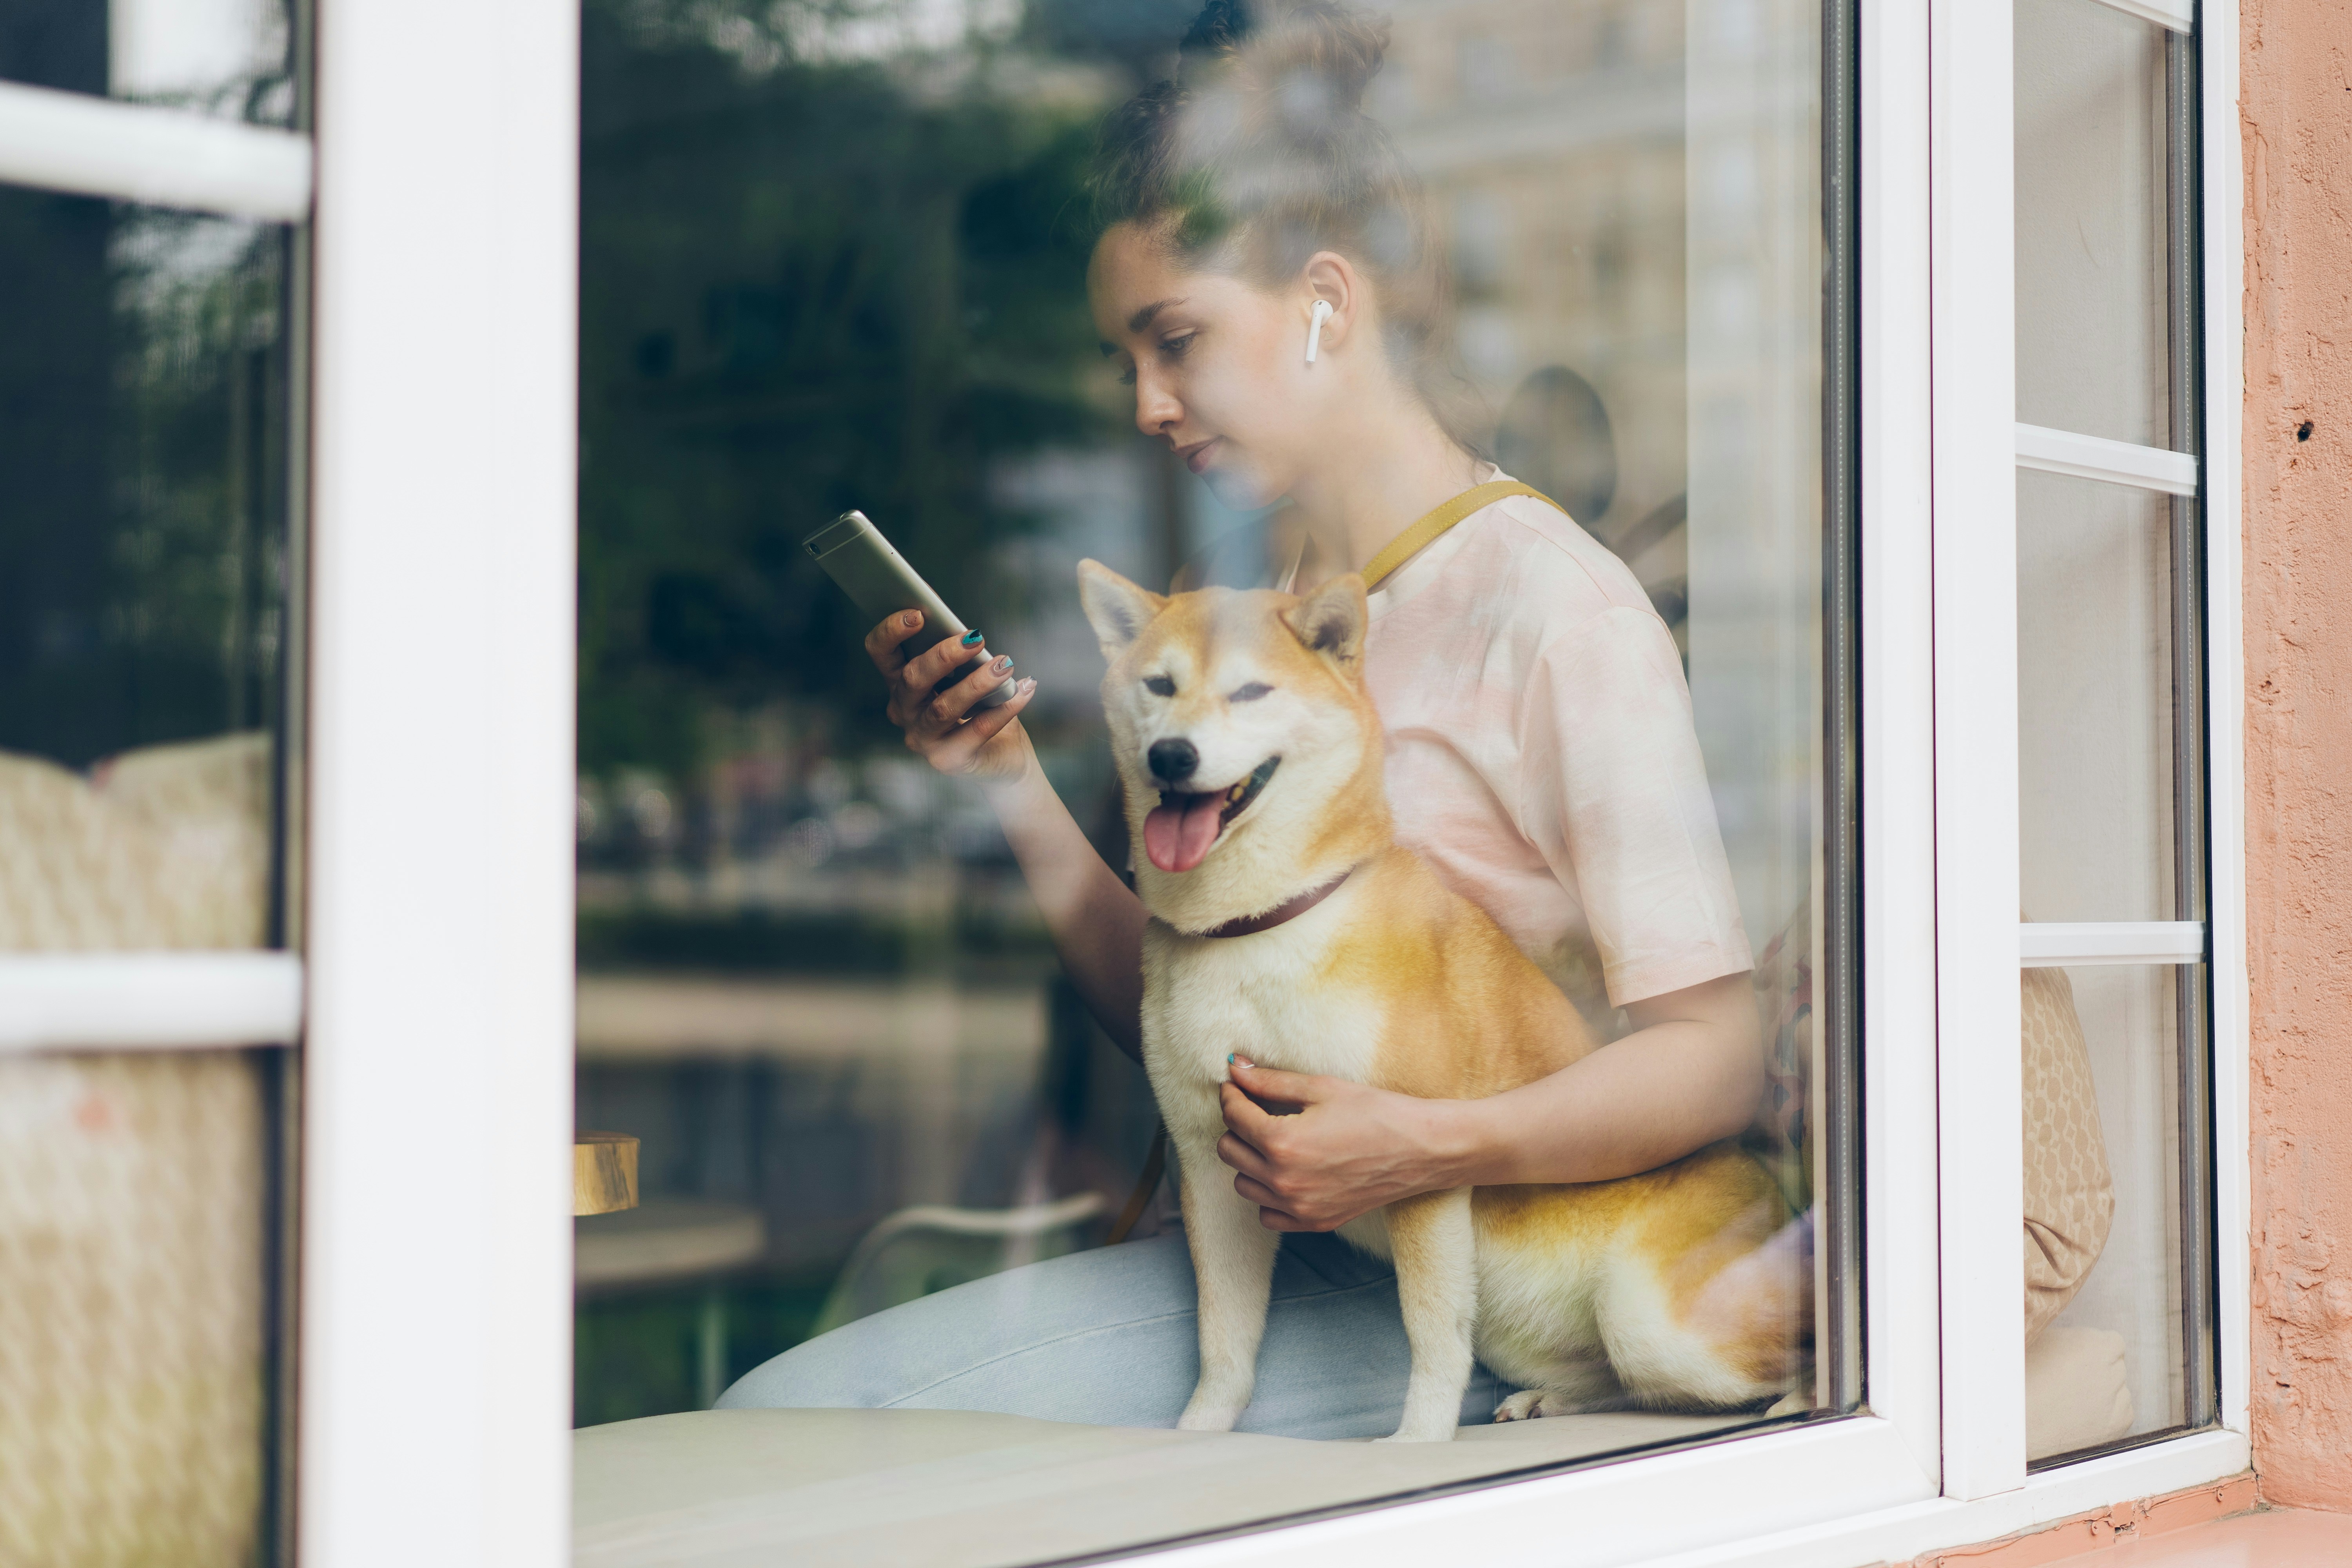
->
xmin=1931 ymin=0 xmax=2028 ymax=1501
xmin=2018 ymin=921 xmax=2206 ymax=966
xmin=0 ymin=79 xmax=311 ymax=221
xmin=2198 ymin=0 xmax=2253 ymax=1445
xmin=303 ymin=0 xmax=578 ymax=1562
xmin=2087 ymin=0 xmax=2196 ymax=35
xmin=2014 ymin=423 xmax=2198 ymax=495
xmin=0 ymin=953 xmax=303 ymax=1052
xmin=1858 ymin=0 xmax=1947 ymax=1484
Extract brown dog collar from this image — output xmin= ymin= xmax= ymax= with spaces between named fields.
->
xmin=1200 ymin=870 xmax=1353 ymax=939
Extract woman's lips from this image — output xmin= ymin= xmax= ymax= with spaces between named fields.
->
xmin=1180 ymin=439 xmax=1220 ymax=475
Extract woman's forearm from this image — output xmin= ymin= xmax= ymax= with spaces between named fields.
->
xmin=1214 ymin=972 xmax=1764 ymax=1230
xmin=983 ymin=742 xmax=1147 ymax=1058
xmin=1440 ymin=975 xmax=1766 ymax=1187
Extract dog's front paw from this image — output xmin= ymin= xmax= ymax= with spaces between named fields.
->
xmin=1492 ymin=1390 xmax=1571 ymax=1422
xmin=1176 ymin=1403 xmax=1244 ymax=1432
xmin=1375 ymin=1419 xmax=1458 ymax=1444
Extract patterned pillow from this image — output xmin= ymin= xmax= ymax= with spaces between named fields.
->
xmin=2022 ymin=961 xmax=2114 ymax=1341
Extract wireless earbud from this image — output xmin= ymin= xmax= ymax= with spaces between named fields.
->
xmin=1305 ymin=299 xmax=1334 ymax=365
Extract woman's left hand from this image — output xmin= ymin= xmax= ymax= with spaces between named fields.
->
xmin=1215 ymin=1058 xmax=1471 ymax=1231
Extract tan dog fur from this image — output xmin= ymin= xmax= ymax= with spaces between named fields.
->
xmin=1078 ymin=560 xmax=1808 ymax=1442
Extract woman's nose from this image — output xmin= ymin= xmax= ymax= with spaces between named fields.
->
xmin=1132 ymin=367 xmax=1180 ymax=437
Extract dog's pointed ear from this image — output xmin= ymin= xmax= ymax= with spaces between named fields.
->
xmin=1281 ymin=573 xmax=1368 ymax=667
xmin=1078 ymin=559 xmax=1165 ymax=657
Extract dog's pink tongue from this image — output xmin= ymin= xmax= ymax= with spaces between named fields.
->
xmin=1143 ymin=793 xmax=1225 ymax=873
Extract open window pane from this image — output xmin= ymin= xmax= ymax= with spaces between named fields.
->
xmin=0 ymin=186 xmax=298 ymax=1564
xmin=0 ymin=188 xmax=292 ymax=950
xmin=2014 ymin=0 xmax=2176 ymax=450
xmin=2010 ymin=0 xmax=2214 ymax=1458
xmin=573 ymin=0 xmax=1847 ymax=1555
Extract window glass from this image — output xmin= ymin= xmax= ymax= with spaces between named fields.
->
xmin=0 ymin=189 xmax=295 ymax=1565
xmin=573 ymin=0 xmax=1846 ymax=1551
xmin=0 ymin=0 xmax=296 ymax=125
xmin=2017 ymin=468 xmax=2176 ymax=924
xmin=0 ymin=187 xmax=292 ymax=947
xmin=2021 ymin=960 xmax=2197 ymax=1456
xmin=2014 ymin=0 xmax=2173 ymax=448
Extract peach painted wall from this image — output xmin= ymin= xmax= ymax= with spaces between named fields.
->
xmin=2242 ymin=0 xmax=2352 ymax=1515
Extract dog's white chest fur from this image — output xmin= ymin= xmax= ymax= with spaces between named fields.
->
xmin=1140 ymin=897 xmax=1407 ymax=1274
xmin=1140 ymin=896 xmax=1380 ymax=1142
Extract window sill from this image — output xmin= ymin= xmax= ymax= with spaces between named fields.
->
xmin=1139 ymin=1424 xmax=2245 ymax=1568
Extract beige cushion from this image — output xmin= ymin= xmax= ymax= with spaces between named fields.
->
xmin=2025 ymin=1326 xmax=2134 ymax=1461
xmin=0 ymin=735 xmax=273 ymax=1566
xmin=0 ymin=733 xmax=272 ymax=949
xmin=574 ymin=1406 xmax=1748 ymax=1568
xmin=2021 ymin=963 xmax=2116 ymax=1341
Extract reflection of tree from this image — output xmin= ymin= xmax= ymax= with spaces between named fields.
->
xmin=0 ymin=192 xmax=286 ymax=767
xmin=580 ymin=0 xmax=1122 ymax=780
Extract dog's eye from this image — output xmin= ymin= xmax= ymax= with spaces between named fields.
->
xmin=1143 ymin=675 xmax=1176 ymax=697
xmin=1227 ymin=682 xmax=1272 ymax=703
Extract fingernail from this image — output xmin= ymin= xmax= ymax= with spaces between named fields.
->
xmin=991 ymin=655 xmax=1013 ymax=674
xmin=1018 ymin=678 xmax=1036 ymax=695
xmin=1232 ymin=1054 xmax=1254 ymax=1069
xmin=961 ymin=630 xmax=984 ymax=647
xmin=903 ymin=611 xmax=920 ymax=628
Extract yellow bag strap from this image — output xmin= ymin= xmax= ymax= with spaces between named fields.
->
xmin=1359 ymin=479 xmax=1565 ymax=591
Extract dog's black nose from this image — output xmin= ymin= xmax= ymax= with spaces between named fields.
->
xmin=1147 ymin=739 xmax=1198 ymax=784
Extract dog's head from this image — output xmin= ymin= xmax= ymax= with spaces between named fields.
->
xmin=1078 ymin=560 xmax=1389 ymax=928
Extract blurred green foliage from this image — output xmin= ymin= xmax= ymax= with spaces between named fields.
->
xmin=579 ymin=0 xmax=1128 ymax=781
xmin=573 ymin=1274 xmax=834 ymax=1427
xmin=0 ymin=194 xmax=289 ymax=768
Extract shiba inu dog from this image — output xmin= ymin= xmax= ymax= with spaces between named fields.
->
xmin=1078 ymin=560 xmax=1809 ymax=1443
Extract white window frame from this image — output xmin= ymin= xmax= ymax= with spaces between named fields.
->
xmin=0 ymin=0 xmax=2247 ymax=1559
xmin=0 ymin=2 xmax=579 ymax=1563
xmin=302 ymin=1 xmax=579 ymax=1566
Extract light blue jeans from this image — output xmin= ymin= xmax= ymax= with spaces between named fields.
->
xmin=717 ymin=1231 xmax=1516 ymax=1439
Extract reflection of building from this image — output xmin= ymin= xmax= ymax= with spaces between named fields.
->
xmin=1374 ymin=0 xmax=1822 ymax=953
xmin=1380 ymin=0 xmax=1691 ymax=552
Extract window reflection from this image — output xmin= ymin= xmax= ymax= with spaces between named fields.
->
xmin=0 ymin=189 xmax=292 ymax=1568
xmin=575 ymin=0 xmax=1837 ymax=1549
xmin=0 ymin=0 xmax=295 ymax=125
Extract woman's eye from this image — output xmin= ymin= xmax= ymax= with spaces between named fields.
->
xmin=1118 ymin=365 xmax=1137 ymax=387
xmin=1144 ymin=675 xmax=1176 ymax=697
xmin=1228 ymin=682 xmax=1272 ymax=703
xmin=1160 ymin=332 xmax=1195 ymax=360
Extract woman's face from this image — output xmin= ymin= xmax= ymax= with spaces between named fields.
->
xmin=1087 ymin=222 xmax=1330 ymax=512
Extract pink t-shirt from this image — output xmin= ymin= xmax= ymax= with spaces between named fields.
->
xmin=1361 ymin=481 xmax=1752 ymax=1015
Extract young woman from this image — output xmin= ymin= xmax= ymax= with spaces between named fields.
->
xmin=720 ymin=0 xmax=1765 ymax=1437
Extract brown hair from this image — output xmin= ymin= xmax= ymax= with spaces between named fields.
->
xmin=1091 ymin=0 xmax=1488 ymax=455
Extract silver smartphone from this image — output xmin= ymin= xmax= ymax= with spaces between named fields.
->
xmin=803 ymin=510 xmax=1017 ymax=710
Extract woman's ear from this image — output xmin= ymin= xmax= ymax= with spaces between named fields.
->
xmin=1078 ymin=559 xmax=1165 ymax=657
xmin=1301 ymin=251 xmax=1359 ymax=355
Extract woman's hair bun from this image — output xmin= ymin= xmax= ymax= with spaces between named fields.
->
xmin=1091 ymin=0 xmax=1485 ymax=458
xmin=1180 ymin=0 xmax=1392 ymax=116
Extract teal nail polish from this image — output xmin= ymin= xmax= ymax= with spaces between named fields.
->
xmin=1226 ymin=1053 xmax=1236 ymax=1064
xmin=962 ymin=629 xmax=984 ymax=647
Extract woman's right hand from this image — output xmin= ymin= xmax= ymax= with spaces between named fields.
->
xmin=864 ymin=611 xmax=1038 ymax=780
